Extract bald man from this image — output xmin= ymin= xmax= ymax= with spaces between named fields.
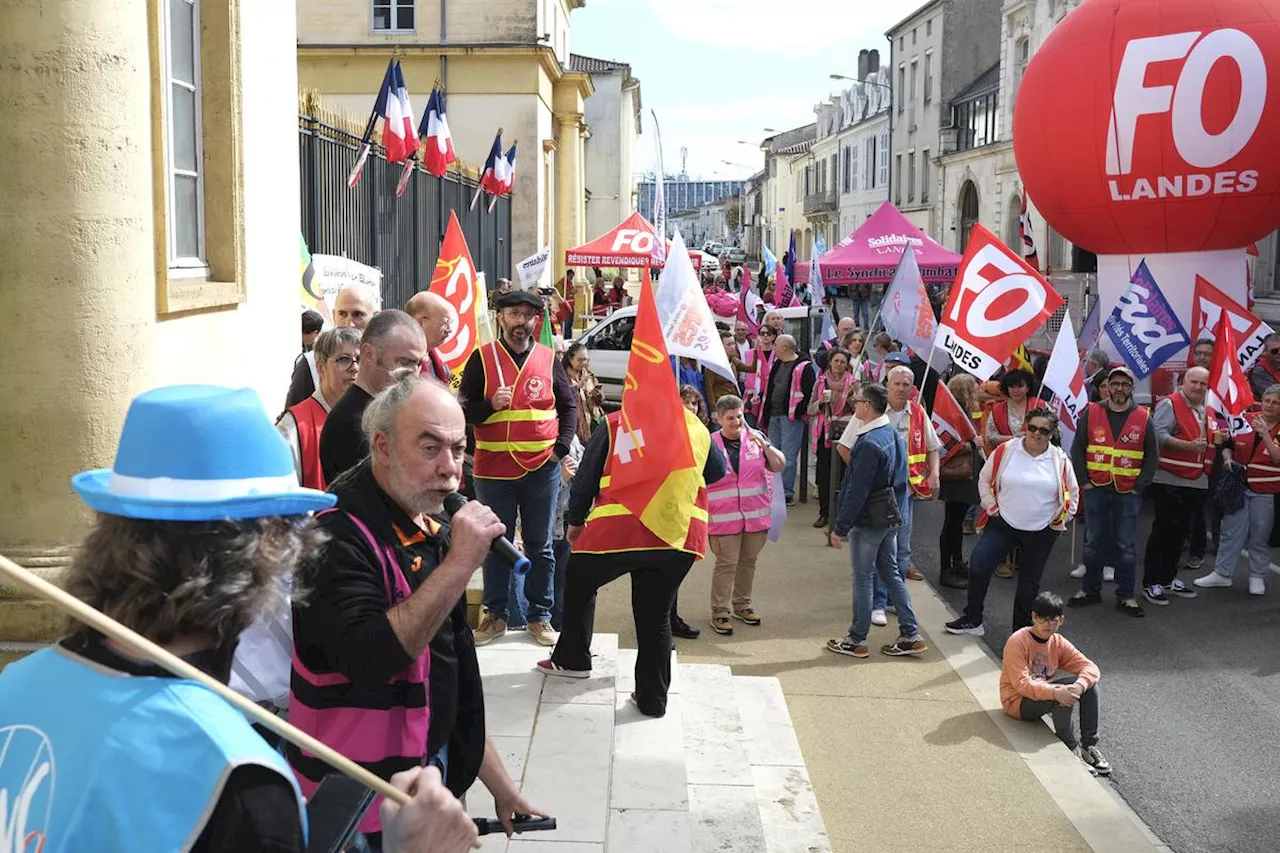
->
xmin=285 ymin=284 xmax=382 ymax=411
xmin=406 ymin=291 xmax=455 ymax=383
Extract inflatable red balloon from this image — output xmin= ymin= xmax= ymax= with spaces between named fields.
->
xmin=1013 ymin=0 xmax=1280 ymax=256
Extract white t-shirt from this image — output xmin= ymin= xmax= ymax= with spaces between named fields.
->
xmin=994 ymin=440 xmax=1062 ymax=531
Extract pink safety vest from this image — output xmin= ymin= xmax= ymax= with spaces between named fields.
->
xmin=785 ymin=360 xmax=810 ymax=422
xmin=810 ymin=370 xmax=855 ymax=448
xmin=707 ymin=430 xmax=774 ymax=535
xmin=744 ymin=347 xmax=775 ymax=421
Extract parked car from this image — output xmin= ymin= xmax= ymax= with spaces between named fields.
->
xmin=577 ymin=304 xmax=828 ymax=404
xmin=701 ymin=241 xmax=724 ymax=256
xmin=723 ymin=246 xmax=747 ymax=265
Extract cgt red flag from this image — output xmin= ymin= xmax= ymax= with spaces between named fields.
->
xmin=1192 ymin=275 xmax=1274 ymax=371
xmin=931 ymin=379 xmax=979 ymax=465
xmin=1207 ymin=310 xmax=1255 ymax=419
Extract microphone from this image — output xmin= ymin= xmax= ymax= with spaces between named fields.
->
xmin=443 ymin=492 xmax=531 ymax=575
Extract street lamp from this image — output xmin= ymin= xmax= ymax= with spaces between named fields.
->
xmin=830 ymin=73 xmax=894 ymax=203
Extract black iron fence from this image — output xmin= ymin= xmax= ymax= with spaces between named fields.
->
xmin=299 ymin=114 xmax=513 ymax=311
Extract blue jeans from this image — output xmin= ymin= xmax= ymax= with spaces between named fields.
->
xmin=1082 ymin=488 xmax=1142 ymax=600
xmin=852 ymin=298 xmax=870 ymax=329
xmin=1212 ymin=490 xmax=1275 ymax=579
xmin=848 ymin=524 xmax=919 ymax=644
xmin=475 ymin=462 xmax=560 ymax=624
xmin=964 ymin=516 xmax=1060 ymax=630
xmin=873 ymin=496 xmax=914 ymax=610
xmin=768 ymin=415 xmax=805 ymax=500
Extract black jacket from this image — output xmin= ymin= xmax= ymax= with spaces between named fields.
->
xmin=292 ymin=461 xmax=485 ymax=797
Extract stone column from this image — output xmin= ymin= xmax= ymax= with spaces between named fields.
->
xmin=554 ymin=112 xmax=589 ymax=329
xmin=0 ymin=0 xmax=158 ymax=648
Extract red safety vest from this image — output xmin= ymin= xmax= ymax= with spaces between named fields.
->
xmin=473 ymin=342 xmax=559 ymax=480
xmin=288 ymin=396 xmax=328 ymax=490
xmin=1158 ymin=393 xmax=1222 ymax=480
xmin=991 ymin=397 xmax=1048 ymax=437
xmin=1235 ymin=419 xmax=1280 ymax=494
xmin=1084 ymin=402 xmax=1149 ymax=493
xmin=572 ymin=411 xmax=711 ymax=558
xmin=975 ymin=441 xmax=1073 ymax=531
xmin=903 ymin=401 xmax=934 ymax=499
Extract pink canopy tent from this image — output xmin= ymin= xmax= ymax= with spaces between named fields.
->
xmin=817 ymin=201 xmax=962 ymax=284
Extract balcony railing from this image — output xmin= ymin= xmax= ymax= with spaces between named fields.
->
xmin=803 ymin=191 xmax=837 ymax=215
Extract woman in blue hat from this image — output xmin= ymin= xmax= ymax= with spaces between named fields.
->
xmin=0 ymin=384 xmax=478 ymax=853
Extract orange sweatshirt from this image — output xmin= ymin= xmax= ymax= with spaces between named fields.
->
xmin=999 ymin=627 xmax=1100 ymax=718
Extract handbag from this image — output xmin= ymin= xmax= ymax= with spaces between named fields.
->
xmin=1212 ymin=439 xmax=1252 ymax=515
xmin=940 ymin=444 xmax=974 ymax=480
xmin=863 ymin=486 xmax=903 ymax=528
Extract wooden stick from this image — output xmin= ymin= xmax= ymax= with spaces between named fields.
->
xmin=0 ymin=552 xmax=408 ymax=807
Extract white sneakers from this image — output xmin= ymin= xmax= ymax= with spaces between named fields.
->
xmin=1070 ymin=564 xmax=1114 ymax=581
xmin=1193 ymin=572 xmax=1267 ymax=596
xmin=870 ymin=609 xmax=888 ymax=626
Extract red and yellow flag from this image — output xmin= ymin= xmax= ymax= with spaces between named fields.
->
xmin=428 ymin=212 xmax=482 ymax=389
xmin=610 ymin=269 xmax=700 ymax=548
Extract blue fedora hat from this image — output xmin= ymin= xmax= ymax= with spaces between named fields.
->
xmin=72 ymin=385 xmax=337 ymax=521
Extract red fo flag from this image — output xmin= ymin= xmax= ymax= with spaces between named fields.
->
xmin=937 ymin=224 xmax=1064 ymax=381
xmin=931 ymin=379 xmax=979 ymax=465
xmin=1207 ymin=310 xmax=1255 ymax=419
xmin=1192 ymin=275 xmax=1273 ymax=371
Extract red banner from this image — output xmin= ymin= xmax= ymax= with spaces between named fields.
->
xmin=428 ymin=211 xmax=480 ymax=387
xmin=1193 ymin=275 xmax=1274 ymax=371
xmin=931 ymin=380 xmax=979 ymax=465
xmin=937 ymin=224 xmax=1064 ymax=381
xmin=1208 ymin=311 xmax=1255 ymax=419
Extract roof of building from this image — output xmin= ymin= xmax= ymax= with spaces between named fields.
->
xmin=951 ymin=61 xmax=1001 ymax=104
xmin=886 ymin=0 xmax=943 ymax=37
xmin=763 ymin=123 xmax=817 ymax=156
xmin=569 ymin=54 xmax=631 ymax=74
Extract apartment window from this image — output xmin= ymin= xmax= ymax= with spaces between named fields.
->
xmin=373 ymin=0 xmax=415 ymax=32
xmin=895 ymin=154 xmax=903 ymax=204
xmin=912 ymin=28 xmax=917 ymax=46
xmin=878 ymin=130 xmax=889 ymax=187
xmin=924 ymin=53 xmax=933 ymax=103
xmin=1013 ymin=37 xmax=1031 ymax=99
xmin=163 ymin=0 xmax=204 ymax=267
xmin=850 ymin=144 xmax=859 ymax=192
xmin=842 ymin=146 xmax=851 ymax=193
xmin=907 ymin=153 xmax=916 ymax=203
xmin=864 ymin=136 xmax=875 ymax=189
xmin=926 ymin=18 xmax=932 ymax=37
xmin=910 ymin=61 xmax=918 ymax=103
xmin=954 ymin=91 xmax=1000 ymax=151
xmin=897 ymin=66 xmax=906 ymax=113
xmin=830 ymin=155 xmax=838 ymax=195
xmin=769 ymin=158 xmax=777 ymax=178
xmin=899 ymin=36 xmax=904 ymax=51
xmin=922 ymin=149 xmax=930 ymax=202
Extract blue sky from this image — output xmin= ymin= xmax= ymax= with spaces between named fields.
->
xmin=573 ymin=0 xmax=924 ymax=181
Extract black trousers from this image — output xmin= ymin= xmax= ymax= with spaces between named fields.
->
xmin=939 ymin=501 xmax=969 ymax=571
xmin=816 ymin=443 xmax=834 ymax=517
xmin=552 ymin=549 xmax=695 ymax=717
xmin=1143 ymin=485 xmax=1204 ymax=588
xmin=964 ymin=517 xmax=1060 ymax=630
xmin=1018 ymin=674 xmax=1100 ymax=750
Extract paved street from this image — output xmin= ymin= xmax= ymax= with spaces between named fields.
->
xmin=911 ymin=499 xmax=1280 ymax=853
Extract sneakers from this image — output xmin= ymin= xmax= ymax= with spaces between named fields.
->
xmin=1103 ymin=566 xmax=1115 ymax=583
xmin=1250 ymin=576 xmax=1267 ymax=596
xmin=1116 ymin=598 xmax=1145 ymax=618
xmin=870 ymin=608 xmax=888 ymax=626
xmin=1143 ymin=585 xmax=1170 ymax=606
xmin=826 ymin=636 xmax=869 ymax=658
xmin=1067 ymin=590 xmax=1102 ymax=608
xmin=732 ymin=608 xmax=762 ymax=626
xmin=473 ymin=613 xmax=508 ymax=645
xmin=1070 ymin=564 xmax=1086 ymax=579
xmin=1168 ymin=579 xmax=1197 ymax=599
xmin=527 ymin=621 xmax=559 ymax=646
xmin=881 ymin=636 xmax=929 ymax=656
xmin=995 ymin=561 xmax=1015 ymax=579
xmin=1194 ymin=571 xmax=1232 ymax=589
xmin=710 ymin=616 xmax=734 ymax=635
xmin=944 ymin=617 xmax=985 ymax=636
xmin=1185 ymin=555 xmax=1204 ymax=571
xmin=1077 ymin=745 xmax=1112 ymax=777
xmin=535 ymin=659 xmax=590 ymax=679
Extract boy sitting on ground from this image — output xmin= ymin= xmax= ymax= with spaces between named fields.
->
xmin=999 ymin=591 xmax=1111 ymax=776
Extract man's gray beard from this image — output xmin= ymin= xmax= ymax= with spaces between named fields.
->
xmin=389 ymin=467 xmax=446 ymax=517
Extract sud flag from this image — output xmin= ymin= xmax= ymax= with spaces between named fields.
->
xmin=1102 ymin=260 xmax=1189 ymax=380
xmin=937 ymin=224 xmax=1063 ymax=381
xmin=931 ymin=380 xmax=979 ymax=465
xmin=427 ymin=211 xmax=481 ymax=389
xmin=610 ymin=269 xmax=699 ymax=549
xmin=1019 ymin=195 xmax=1039 ymax=271
xmin=347 ymin=59 xmax=397 ymax=188
xmin=1192 ymin=274 xmax=1274 ymax=371
xmin=418 ymin=86 xmax=456 ymax=177
xmin=1207 ymin=310 xmax=1255 ymax=420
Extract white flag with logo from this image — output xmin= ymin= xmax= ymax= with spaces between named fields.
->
xmin=654 ymin=231 xmax=736 ymax=384
xmin=1042 ymin=312 xmax=1089 ymax=450
xmin=882 ymin=246 xmax=948 ymax=369
xmin=517 ymin=245 xmax=551 ymax=289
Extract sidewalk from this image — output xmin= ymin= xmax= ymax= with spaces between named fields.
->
xmin=587 ymin=511 xmax=1167 ymax=853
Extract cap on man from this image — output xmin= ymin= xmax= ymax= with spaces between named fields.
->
xmin=405 ymin=290 xmax=456 ymax=383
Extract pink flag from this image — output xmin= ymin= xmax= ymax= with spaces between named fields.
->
xmin=737 ymin=265 xmax=761 ymax=335
xmin=775 ymin=265 xmax=794 ymax=308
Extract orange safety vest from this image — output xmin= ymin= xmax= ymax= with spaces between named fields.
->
xmin=572 ymin=410 xmax=711 ymax=558
xmin=473 ymin=342 xmax=559 ymax=480
xmin=1084 ymin=402 xmax=1149 ymax=493
xmin=1157 ymin=393 xmax=1223 ymax=480
xmin=975 ymin=440 xmax=1073 ymax=531
xmin=903 ymin=401 xmax=934 ymax=499
xmin=1236 ymin=419 xmax=1280 ymax=494
xmin=289 ymin=396 xmax=328 ymax=490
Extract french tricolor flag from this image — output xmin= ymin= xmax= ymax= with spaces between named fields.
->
xmin=347 ymin=60 xmax=396 ymax=188
xmin=418 ymin=87 xmax=456 ymax=178
xmin=488 ymin=142 xmax=517 ymax=211
xmin=382 ymin=60 xmax=418 ymax=164
xmin=471 ymin=133 xmax=505 ymax=209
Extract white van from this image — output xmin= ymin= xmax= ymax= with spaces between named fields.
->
xmin=577 ymin=303 xmax=829 ymax=404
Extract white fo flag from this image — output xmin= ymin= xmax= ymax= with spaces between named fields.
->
xmin=655 ymin=231 xmax=736 ymax=384
xmin=882 ymin=246 xmax=948 ymax=369
xmin=1042 ymin=311 xmax=1088 ymax=450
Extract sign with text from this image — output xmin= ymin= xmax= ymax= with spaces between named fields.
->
xmin=1192 ymin=274 xmax=1273 ymax=371
xmin=517 ymin=245 xmax=551 ymax=289
xmin=1103 ymin=260 xmax=1189 ymax=379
